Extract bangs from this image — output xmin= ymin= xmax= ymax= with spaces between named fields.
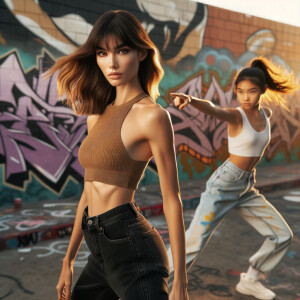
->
xmin=235 ymin=76 xmax=265 ymax=91
xmin=94 ymin=20 xmax=136 ymax=51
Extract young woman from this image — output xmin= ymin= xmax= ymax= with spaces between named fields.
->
xmin=47 ymin=10 xmax=188 ymax=300
xmin=169 ymin=57 xmax=297 ymax=300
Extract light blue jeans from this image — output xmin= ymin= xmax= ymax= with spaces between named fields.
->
xmin=168 ymin=159 xmax=293 ymax=274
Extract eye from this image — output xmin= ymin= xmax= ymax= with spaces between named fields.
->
xmin=97 ymin=51 xmax=106 ymax=57
xmin=119 ymin=48 xmax=129 ymax=55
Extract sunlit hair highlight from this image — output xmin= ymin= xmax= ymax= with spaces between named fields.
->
xmin=234 ymin=57 xmax=298 ymax=110
xmin=46 ymin=10 xmax=164 ymax=115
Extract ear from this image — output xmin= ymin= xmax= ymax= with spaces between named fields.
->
xmin=138 ymin=49 xmax=147 ymax=62
xmin=261 ymin=84 xmax=267 ymax=94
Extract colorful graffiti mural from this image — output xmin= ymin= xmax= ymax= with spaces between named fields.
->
xmin=0 ymin=0 xmax=299 ymax=206
xmin=0 ymin=50 xmax=86 ymax=205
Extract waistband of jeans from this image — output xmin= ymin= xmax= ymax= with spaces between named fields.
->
xmin=223 ymin=158 xmax=254 ymax=179
xmin=82 ymin=201 xmax=140 ymax=227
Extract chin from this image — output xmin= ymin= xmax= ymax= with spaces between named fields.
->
xmin=107 ymin=80 xmax=122 ymax=87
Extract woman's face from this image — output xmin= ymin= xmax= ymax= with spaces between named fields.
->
xmin=96 ymin=35 xmax=143 ymax=87
xmin=236 ymin=79 xmax=264 ymax=109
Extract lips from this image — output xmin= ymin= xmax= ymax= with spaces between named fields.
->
xmin=108 ymin=73 xmax=122 ymax=79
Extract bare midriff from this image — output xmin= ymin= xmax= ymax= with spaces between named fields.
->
xmin=229 ymin=153 xmax=262 ymax=172
xmin=84 ymin=181 xmax=135 ymax=217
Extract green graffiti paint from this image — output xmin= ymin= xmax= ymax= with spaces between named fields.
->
xmin=0 ymin=47 xmax=37 ymax=70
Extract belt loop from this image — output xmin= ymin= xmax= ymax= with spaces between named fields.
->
xmin=95 ymin=216 xmax=101 ymax=231
xmin=130 ymin=201 xmax=139 ymax=217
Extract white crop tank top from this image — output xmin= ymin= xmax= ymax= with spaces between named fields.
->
xmin=228 ymin=107 xmax=271 ymax=157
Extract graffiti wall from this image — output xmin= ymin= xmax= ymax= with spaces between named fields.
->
xmin=0 ymin=0 xmax=299 ymax=206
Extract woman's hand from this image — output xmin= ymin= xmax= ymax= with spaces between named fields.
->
xmin=169 ymin=280 xmax=189 ymax=300
xmin=170 ymin=92 xmax=192 ymax=110
xmin=55 ymin=188 xmax=86 ymax=299
xmin=56 ymin=260 xmax=73 ymax=300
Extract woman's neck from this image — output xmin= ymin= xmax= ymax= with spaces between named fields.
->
xmin=114 ymin=79 xmax=145 ymax=106
xmin=241 ymin=103 xmax=261 ymax=115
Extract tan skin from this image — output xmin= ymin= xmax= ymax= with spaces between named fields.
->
xmin=56 ymin=35 xmax=188 ymax=300
xmin=170 ymin=79 xmax=272 ymax=172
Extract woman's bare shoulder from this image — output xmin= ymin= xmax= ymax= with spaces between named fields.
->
xmin=138 ymin=97 xmax=169 ymax=120
xmin=133 ymin=97 xmax=171 ymax=130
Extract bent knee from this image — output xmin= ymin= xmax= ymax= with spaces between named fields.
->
xmin=278 ymin=228 xmax=293 ymax=246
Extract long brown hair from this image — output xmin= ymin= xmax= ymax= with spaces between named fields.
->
xmin=47 ymin=10 xmax=164 ymax=115
xmin=235 ymin=57 xmax=298 ymax=109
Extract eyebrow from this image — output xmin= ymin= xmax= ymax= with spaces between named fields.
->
xmin=96 ymin=43 xmax=128 ymax=51
xmin=237 ymin=87 xmax=258 ymax=91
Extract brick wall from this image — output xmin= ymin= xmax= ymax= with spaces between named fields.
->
xmin=0 ymin=0 xmax=299 ymax=206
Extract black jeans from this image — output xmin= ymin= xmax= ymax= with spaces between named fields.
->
xmin=71 ymin=202 xmax=169 ymax=300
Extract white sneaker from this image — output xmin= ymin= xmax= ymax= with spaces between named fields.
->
xmin=236 ymin=273 xmax=276 ymax=300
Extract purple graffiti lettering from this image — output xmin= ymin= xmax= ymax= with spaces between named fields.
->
xmin=0 ymin=52 xmax=87 ymax=191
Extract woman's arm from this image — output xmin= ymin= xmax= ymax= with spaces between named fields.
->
xmin=63 ymin=190 xmax=87 ymax=264
xmin=56 ymin=190 xmax=87 ymax=300
xmin=170 ymin=92 xmax=240 ymax=124
xmin=142 ymin=105 xmax=188 ymax=299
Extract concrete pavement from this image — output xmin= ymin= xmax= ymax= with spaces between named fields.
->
xmin=1 ymin=186 xmax=300 ymax=299
xmin=1 ymin=162 xmax=300 ymax=251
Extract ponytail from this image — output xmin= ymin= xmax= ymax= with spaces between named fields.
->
xmin=235 ymin=57 xmax=298 ymax=109
xmin=250 ymin=57 xmax=297 ymax=94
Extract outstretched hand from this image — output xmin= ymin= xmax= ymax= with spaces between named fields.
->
xmin=170 ymin=93 xmax=191 ymax=110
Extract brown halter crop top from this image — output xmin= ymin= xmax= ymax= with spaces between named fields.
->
xmin=78 ymin=92 xmax=150 ymax=190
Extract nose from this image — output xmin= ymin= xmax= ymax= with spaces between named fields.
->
xmin=244 ymin=93 xmax=249 ymax=101
xmin=109 ymin=53 xmax=118 ymax=70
